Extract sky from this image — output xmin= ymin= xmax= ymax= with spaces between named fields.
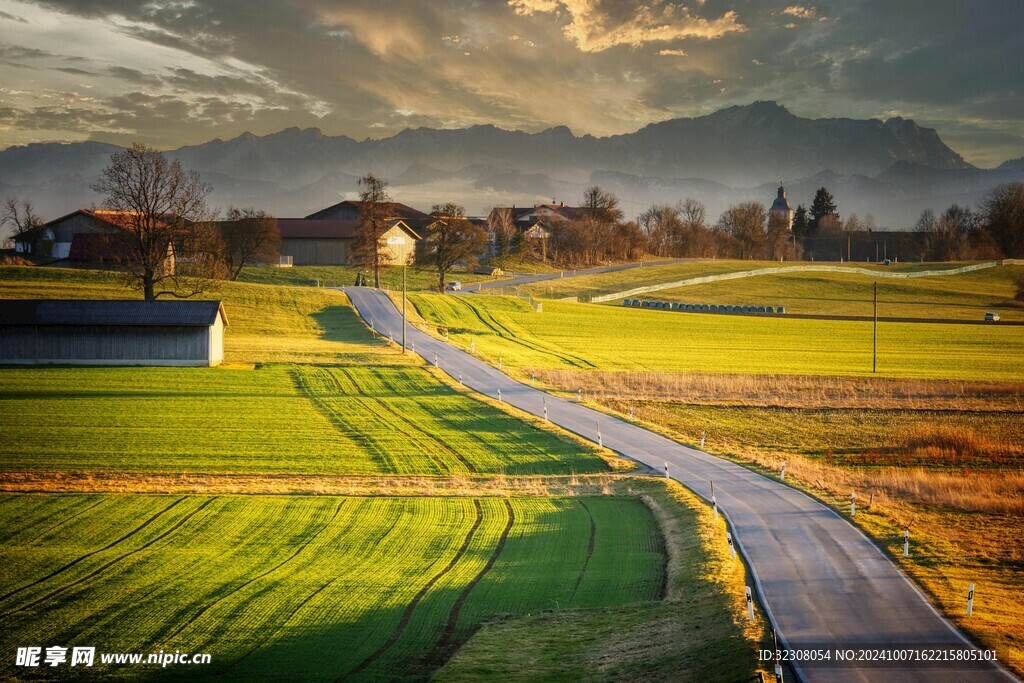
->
xmin=0 ymin=0 xmax=1021 ymax=167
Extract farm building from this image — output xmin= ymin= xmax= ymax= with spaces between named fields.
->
xmin=305 ymin=200 xmax=432 ymax=230
xmin=0 ymin=299 xmax=227 ymax=367
xmin=277 ymin=219 xmax=420 ymax=266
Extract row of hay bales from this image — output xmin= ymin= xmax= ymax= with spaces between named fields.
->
xmin=623 ymin=299 xmax=786 ymax=315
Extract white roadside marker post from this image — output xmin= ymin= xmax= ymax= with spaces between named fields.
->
xmin=434 ymin=351 xmax=438 ymax=367
xmin=780 ymin=461 xmax=787 ymax=481
xmin=411 ymin=340 xmax=415 ymax=352
xmin=499 ymin=356 xmax=503 ymax=370
xmin=711 ymin=480 xmax=718 ymax=519
xmin=531 ymin=374 xmax=535 ymax=387
xmin=497 ymin=389 xmax=502 ymax=403
xmin=470 ymin=339 xmax=475 ymax=353
xmin=577 ymin=388 xmax=582 ymax=402
xmin=700 ymin=430 xmax=706 ymax=449
xmin=664 ymin=462 xmax=669 ymax=479
xmin=773 ymin=630 xmax=784 ymax=683
xmin=746 ymin=587 xmax=755 ymax=622
xmin=543 ymin=397 xmax=548 ymax=421
xmin=903 ymin=529 xmax=910 ymax=557
xmin=967 ymin=584 xmax=975 ymax=616
xmin=726 ymin=531 xmax=736 ymax=558
xmin=851 ymin=491 xmax=856 ymax=517
xmin=628 ymin=405 xmax=633 ymax=421
xmin=596 ymin=420 xmax=602 ymax=448
xmin=389 ymin=330 xmax=394 ymax=342
xmin=459 ymin=374 xmax=463 ymax=385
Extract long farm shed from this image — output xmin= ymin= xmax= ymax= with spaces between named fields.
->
xmin=0 ymin=299 xmax=227 ymax=367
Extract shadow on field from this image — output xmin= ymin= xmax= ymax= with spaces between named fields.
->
xmin=310 ymin=305 xmax=380 ymax=345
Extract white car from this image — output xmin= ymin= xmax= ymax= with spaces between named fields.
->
xmin=984 ymin=312 xmax=1000 ymax=322
xmin=445 ymin=281 xmax=462 ymax=292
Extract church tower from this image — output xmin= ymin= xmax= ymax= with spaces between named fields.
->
xmin=769 ymin=184 xmax=793 ymax=230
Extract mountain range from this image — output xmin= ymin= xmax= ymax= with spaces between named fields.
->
xmin=1 ymin=101 xmax=1021 ymax=229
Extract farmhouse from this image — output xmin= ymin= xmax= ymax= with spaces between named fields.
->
xmin=0 ymin=299 xmax=227 ymax=367
xmin=277 ymin=219 xmax=420 ymax=266
xmin=305 ymin=200 xmax=432 ymax=230
xmin=13 ymin=209 xmax=177 ymax=272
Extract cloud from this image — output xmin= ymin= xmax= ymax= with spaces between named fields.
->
xmin=782 ymin=5 xmax=816 ymax=19
xmin=507 ymin=0 xmax=746 ymax=52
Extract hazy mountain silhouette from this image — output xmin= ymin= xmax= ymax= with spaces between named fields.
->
xmin=1 ymin=101 xmax=1019 ymax=228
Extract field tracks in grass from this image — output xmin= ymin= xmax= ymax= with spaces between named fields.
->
xmin=156 ymin=499 xmax=345 ymax=645
xmin=449 ymin=297 xmax=597 ymax=370
xmin=20 ymin=498 xmax=106 ymax=545
xmin=346 ymin=500 xmax=486 ymax=677
xmin=569 ymin=499 xmax=597 ymax=601
xmin=419 ymin=499 xmax=516 ymax=673
xmin=0 ymin=497 xmax=218 ymax=621
xmin=0 ymin=496 xmax=188 ymax=603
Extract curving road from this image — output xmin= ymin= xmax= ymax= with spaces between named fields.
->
xmin=470 ymin=258 xmax=692 ymax=291
xmin=343 ymin=286 xmax=1013 ymax=683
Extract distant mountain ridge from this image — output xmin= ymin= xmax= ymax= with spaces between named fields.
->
xmin=0 ymin=102 xmax=1018 ymax=227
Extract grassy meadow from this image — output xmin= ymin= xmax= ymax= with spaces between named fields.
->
xmin=0 ymin=494 xmax=665 ymax=681
xmin=238 ymin=264 xmax=505 ymax=291
xmin=648 ymin=264 xmax=1024 ymax=321
xmin=0 ymin=265 xmax=766 ymax=680
xmin=408 ymin=292 xmax=1024 ymax=381
xmin=0 ymin=365 xmax=608 ymax=475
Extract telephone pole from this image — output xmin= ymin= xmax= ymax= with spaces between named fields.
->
xmin=402 ymin=265 xmax=407 ymax=354
xmin=873 ymin=281 xmax=877 ymax=373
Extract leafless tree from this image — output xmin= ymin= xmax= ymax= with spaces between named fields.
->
xmin=488 ymin=207 xmax=517 ymax=265
xmin=220 ymin=207 xmax=281 ymax=280
xmin=2 ymin=197 xmax=44 ymax=249
xmin=718 ymin=202 xmax=768 ymax=259
xmin=351 ymin=173 xmax=392 ymax=288
xmin=980 ymin=181 xmax=1024 ymax=257
xmin=91 ymin=143 xmax=222 ymax=300
xmin=423 ymin=203 xmax=488 ymax=291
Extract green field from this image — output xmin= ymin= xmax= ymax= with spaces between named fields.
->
xmin=646 ymin=265 xmax=1024 ymax=321
xmin=519 ymin=259 xmax=972 ymax=301
xmin=0 ymin=494 xmax=664 ymax=681
xmin=238 ymin=264 xmax=505 ymax=291
xmin=0 ymin=365 xmax=607 ymax=475
xmin=0 ymin=267 xmax=394 ymax=365
xmin=409 ymin=293 xmax=1024 ymax=381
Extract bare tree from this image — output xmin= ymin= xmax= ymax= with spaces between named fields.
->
xmin=351 ymin=173 xmax=392 ymax=288
xmin=980 ymin=181 xmax=1024 ymax=257
xmin=718 ymin=202 xmax=768 ymax=259
xmin=488 ymin=207 xmax=516 ymax=265
xmin=220 ymin=207 xmax=281 ymax=280
xmin=638 ymin=204 xmax=680 ymax=257
xmin=91 ymin=143 xmax=221 ymax=300
xmin=2 ymin=197 xmax=44 ymax=249
xmin=423 ymin=203 xmax=488 ymax=291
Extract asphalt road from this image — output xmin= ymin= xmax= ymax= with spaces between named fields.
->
xmin=469 ymin=258 xmax=692 ymax=291
xmin=343 ymin=286 xmax=1013 ymax=683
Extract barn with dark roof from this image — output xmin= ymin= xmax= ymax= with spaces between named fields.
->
xmin=0 ymin=300 xmax=227 ymax=366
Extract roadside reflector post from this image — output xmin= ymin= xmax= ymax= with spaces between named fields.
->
xmin=596 ymin=420 xmax=602 ymax=448
xmin=389 ymin=330 xmax=394 ymax=342
xmin=434 ymin=351 xmax=438 ymax=367
xmin=471 ymin=339 xmax=475 ymax=353
xmin=577 ymin=388 xmax=582 ymax=402
xmin=664 ymin=462 xmax=669 ymax=479
xmin=773 ymin=630 xmax=784 ymax=682
xmin=629 ymin=405 xmax=633 ymax=421
xmin=700 ymin=430 xmax=706 ymax=449
xmin=459 ymin=374 xmax=463 ymax=385
xmin=370 ymin=315 xmax=374 ymax=329
xmin=711 ymin=480 xmax=718 ymax=519
xmin=746 ymin=586 xmax=755 ymax=621
xmin=531 ymin=374 xmax=535 ymax=386
xmin=780 ymin=461 xmax=787 ymax=481
xmin=851 ymin=491 xmax=856 ymax=517
xmin=903 ymin=529 xmax=909 ymax=557
xmin=543 ymin=397 xmax=548 ymax=421
xmin=499 ymin=355 xmax=503 ymax=370
xmin=411 ymin=340 xmax=415 ymax=352
xmin=967 ymin=584 xmax=975 ymax=616
xmin=497 ymin=389 xmax=502 ymax=402
xmin=726 ymin=531 xmax=736 ymax=558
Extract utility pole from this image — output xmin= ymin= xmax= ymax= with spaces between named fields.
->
xmin=402 ymin=265 xmax=407 ymax=354
xmin=873 ymin=281 xmax=877 ymax=373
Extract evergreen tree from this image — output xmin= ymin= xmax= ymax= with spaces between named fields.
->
xmin=792 ymin=204 xmax=810 ymax=239
xmin=809 ymin=187 xmax=838 ymax=232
